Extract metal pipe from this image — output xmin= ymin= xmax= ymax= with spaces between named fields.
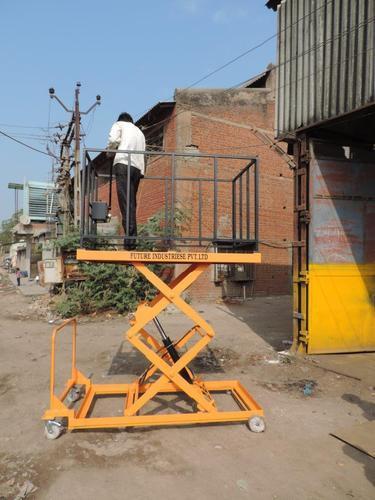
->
xmin=84 ymin=147 xmax=257 ymax=161
xmin=108 ymin=162 xmax=113 ymax=210
xmin=239 ymin=175 xmax=243 ymax=240
xmin=80 ymin=153 xmax=86 ymax=245
xmin=246 ymin=167 xmax=250 ymax=240
xmin=254 ymin=159 xmax=259 ymax=250
xmin=170 ymin=154 xmax=176 ymax=240
xmin=96 ymin=174 xmax=231 ymax=183
xmin=198 ymin=179 xmax=202 ymax=245
xmin=88 ymin=159 xmax=93 ymax=235
xmin=81 ymin=234 xmax=257 ymax=243
xmin=164 ymin=179 xmax=169 ymax=241
xmin=126 ymin=154 xmax=131 ymax=238
xmin=213 ymin=157 xmax=218 ymax=240
xmin=93 ymin=171 xmax=98 ymax=235
xmin=232 ymin=160 xmax=253 ymax=182
xmin=90 ymin=164 xmax=96 ymax=235
xmin=232 ymin=178 xmax=237 ymax=241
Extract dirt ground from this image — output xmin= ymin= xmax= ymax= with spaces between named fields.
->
xmin=0 ymin=270 xmax=374 ymax=500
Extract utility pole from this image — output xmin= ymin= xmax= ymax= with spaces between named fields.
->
xmin=49 ymin=84 xmax=101 ymax=231
xmin=60 ymin=120 xmax=74 ymax=235
xmin=74 ymin=84 xmax=81 ymax=229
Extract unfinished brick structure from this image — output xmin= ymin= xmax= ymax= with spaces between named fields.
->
xmin=94 ymin=68 xmax=294 ymax=300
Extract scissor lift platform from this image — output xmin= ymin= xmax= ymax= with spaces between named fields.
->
xmin=42 ymin=250 xmax=265 ymax=438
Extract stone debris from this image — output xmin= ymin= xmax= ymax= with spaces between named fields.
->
xmin=236 ymin=479 xmax=249 ymax=491
xmin=14 ymin=480 xmax=37 ymax=500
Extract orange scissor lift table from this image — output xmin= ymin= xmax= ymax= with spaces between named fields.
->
xmin=42 ymin=249 xmax=265 ymax=439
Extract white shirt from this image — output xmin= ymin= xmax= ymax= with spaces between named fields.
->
xmin=107 ymin=121 xmax=146 ymax=175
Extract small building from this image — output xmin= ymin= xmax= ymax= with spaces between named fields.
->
xmin=94 ymin=68 xmax=294 ymax=300
xmin=11 ymin=222 xmax=52 ymax=278
xmin=10 ymin=180 xmax=57 ymax=278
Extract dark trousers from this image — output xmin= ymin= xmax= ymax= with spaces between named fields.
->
xmin=115 ymin=164 xmax=142 ymax=248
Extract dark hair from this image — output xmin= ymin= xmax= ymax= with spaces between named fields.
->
xmin=117 ymin=112 xmax=134 ymax=123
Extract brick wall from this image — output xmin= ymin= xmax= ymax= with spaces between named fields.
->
xmin=137 ymin=113 xmax=177 ymax=224
xmin=97 ymin=84 xmax=293 ymax=300
xmin=173 ymin=87 xmax=293 ymax=300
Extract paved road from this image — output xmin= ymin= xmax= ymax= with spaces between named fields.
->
xmin=8 ymin=272 xmax=48 ymax=296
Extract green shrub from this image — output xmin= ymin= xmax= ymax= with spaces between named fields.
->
xmin=53 ymin=209 xmax=188 ymax=318
xmin=55 ymin=263 xmax=160 ymax=317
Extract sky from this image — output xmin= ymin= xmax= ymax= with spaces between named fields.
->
xmin=0 ymin=0 xmax=276 ymax=223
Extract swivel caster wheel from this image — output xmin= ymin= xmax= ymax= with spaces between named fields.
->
xmin=44 ymin=420 xmax=64 ymax=440
xmin=247 ymin=416 xmax=265 ymax=433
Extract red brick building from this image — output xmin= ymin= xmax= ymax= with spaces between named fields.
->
xmin=95 ymin=68 xmax=294 ymax=300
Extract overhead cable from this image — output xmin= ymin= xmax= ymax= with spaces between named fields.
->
xmin=0 ymin=129 xmax=55 ymax=158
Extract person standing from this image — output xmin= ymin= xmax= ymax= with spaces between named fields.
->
xmin=107 ymin=112 xmax=146 ymax=250
xmin=16 ymin=267 xmax=21 ymax=286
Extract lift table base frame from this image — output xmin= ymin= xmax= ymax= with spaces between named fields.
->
xmin=42 ymin=251 xmax=264 ymax=432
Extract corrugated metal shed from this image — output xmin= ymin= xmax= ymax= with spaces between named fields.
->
xmin=275 ymin=0 xmax=375 ymax=137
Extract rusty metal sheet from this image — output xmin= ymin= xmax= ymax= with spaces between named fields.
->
xmin=309 ymin=141 xmax=375 ymax=264
xmin=310 ymin=199 xmax=365 ymax=263
xmin=364 ymin=203 xmax=375 ymax=262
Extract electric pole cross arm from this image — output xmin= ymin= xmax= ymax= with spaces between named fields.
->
xmin=48 ymin=83 xmax=101 ymax=229
xmin=49 ymin=85 xmax=101 ymax=114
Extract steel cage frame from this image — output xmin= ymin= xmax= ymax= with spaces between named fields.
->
xmin=80 ymin=148 xmax=259 ymax=249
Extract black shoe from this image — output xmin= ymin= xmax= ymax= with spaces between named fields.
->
xmin=124 ymin=239 xmax=136 ymax=250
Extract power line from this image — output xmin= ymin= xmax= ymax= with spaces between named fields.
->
xmin=146 ymin=39 xmax=374 ymax=158
xmin=184 ymin=0 xmax=335 ymax=89
xmin=185 ymin=33 xmax=278 ymax=90
xmin=6 ymin=134 xmax=51 ymax=140
xmin=143 ymin=13 xmax=374 ymax=134
xmin=137 ymin=0 xmax=335 ymax=122
xmin=229 ymin=5 xmax=372 ymax=91
xmin=0 ymin=129 xmax=55 ymax=157
xmin=179 ymin=1 xmax=371 ymax=146
xmin=0 ymin=122 xmax=63 ymax=129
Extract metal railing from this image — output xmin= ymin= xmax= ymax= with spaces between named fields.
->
xmin=80 ymin=148 xmax=259 ymax=249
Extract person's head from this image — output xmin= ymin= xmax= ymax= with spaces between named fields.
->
xmin=16 ymin=267 xmax=19 ymax=271
xmin=117 ymin=112 xmax=134 ymax=123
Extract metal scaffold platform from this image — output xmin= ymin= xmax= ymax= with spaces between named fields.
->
xmin=79 ymin=148 xmax=259 ymax=250
xmin=42 ymin=250 xmax=265 ymax=438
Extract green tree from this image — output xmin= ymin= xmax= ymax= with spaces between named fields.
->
xmin=0 ymin=211 xmax=22 ymax=247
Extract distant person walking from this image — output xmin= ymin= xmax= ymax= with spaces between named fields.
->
xmin=107 ymin=112 xmax=146 ymax=250
xmin=16 ymin=268 xmax=21 ymax=286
